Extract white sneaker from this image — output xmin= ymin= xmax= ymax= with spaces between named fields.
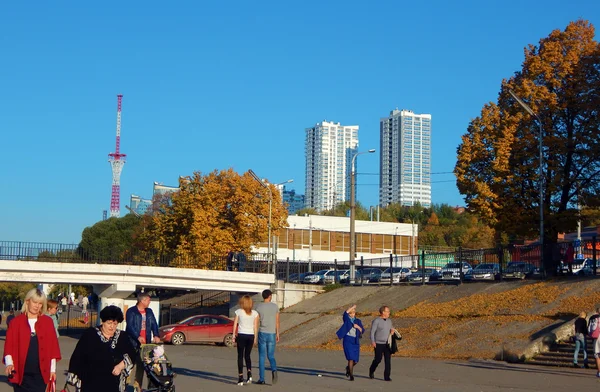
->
xmin=246 ymin=377 xmax=252 ymax=384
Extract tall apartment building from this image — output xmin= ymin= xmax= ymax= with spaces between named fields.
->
xmin=305 ymin=121 xmax=359 ymax=211
xmin=379 ymin=109 xmax=431 ymax=207
xmin=282 ymin=188 xmax=305 ymax=215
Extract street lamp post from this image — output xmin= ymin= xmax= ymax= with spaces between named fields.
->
xmin=248 ymin=170 xmax=293 ymax=272
xmin=349 ymin=149 xmax=376 ymax=283
xmin=508 ymin=90 xmax=544 ymax=274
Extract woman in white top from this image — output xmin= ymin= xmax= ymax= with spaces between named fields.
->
xmin=233 ymin=295 xmax=259 ymax=385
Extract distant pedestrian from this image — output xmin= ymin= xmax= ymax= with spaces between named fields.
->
xmin=336 ymin=304 xmax=364 ymax=381
xmin=255 ymin=289 xmax=279 ymax=385
xmin=588 ymin=307 xmax=600 ymax=377
xmin=61 ymin=296 xmax=68 ymax=312
xmin=565 ymin=244 xmax=575 ymax=275
xmin=237 ymin=251 xmax=247 ymax=272
xmin=369 ymin=305 xmax=395 ymax=382
xmin=47 ymin=299 xmax=60 ymax=338
xmin=233 ymin=295 xmax=259 ymax=385
xmin=6 ymin=309 xmax=15 ymax=328
xmin=226 ymin=250 xmax=236 ymax=271
xmin=82 ymin=296 xmax=89 ymax=313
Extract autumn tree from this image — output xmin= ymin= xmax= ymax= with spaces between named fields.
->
xmin=456 ymin=20 xmax=600 ymax=257
xmin=137 ymin=169 xmax=289 ymax=268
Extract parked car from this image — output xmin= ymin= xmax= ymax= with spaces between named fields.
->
xmin=429 ymin=268 xmax=443 ymax=281
xmin=439 ymin=262 xmax=473 ymax=281
xmin=324 ymin=270 xmax=347 ymax=284
xmin=289 ymin=272 xmax=314 ymax=283
xmin=502 ymin=261 xmax=538 ymax=280
xmin=304 ymin=269 xmax=334 ymax=284
xmin=339 ymin=270 xmax=362 ymax=284
xmin=159 ymin=315 xmax=234 ymax=347
xmin=378 ymin=267 xmax=412 ymax=283
xmin=357 ymin=268 xmax=383 ymax=283
xmin=557 ymin=258 xmax=595 ymax=276
xmin=465 ymin=263 xmax=500 ymax=281
xmin=573 ymin=258 xmax=595 ymax=276
xmin=408 ymin=268 xmax=438 ymax=283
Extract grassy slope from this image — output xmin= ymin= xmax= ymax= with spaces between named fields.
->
xmin=279 ymin=279 xmax=600 ymax=360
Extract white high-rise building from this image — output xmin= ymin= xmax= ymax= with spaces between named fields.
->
xmin=380 ymin=109 xmax=431 ymax=207
xmin=305 ymin=121 xmax=359 ymax=211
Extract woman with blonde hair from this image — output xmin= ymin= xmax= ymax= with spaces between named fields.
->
xmin=3 ymin=288 xmax=61 ymax=391
xmin=573 ymin=311 xmax=589 ymax=368
xmin=232 ymin=295 xmax=259 ymax=385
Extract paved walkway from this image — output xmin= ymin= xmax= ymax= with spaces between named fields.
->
xmin=1 ymin=335 xmax=599 ymax=391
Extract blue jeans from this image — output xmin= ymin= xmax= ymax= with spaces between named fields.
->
xmin=258 ymin=332 xmax=277 ymax=381
xmin=574 ymin=334 xmax=588 ymax=364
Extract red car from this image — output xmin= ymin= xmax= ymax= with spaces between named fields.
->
xmin=159 ymin=315 xmax=234 ymax=347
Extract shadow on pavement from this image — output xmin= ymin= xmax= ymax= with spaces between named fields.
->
xmin=277 ymin=365 xmax=363 ymax=380
xmin=172 ymin=367 xmax=237 ymax=385
xmin=449 ymin=360 xmax=592 ymax=378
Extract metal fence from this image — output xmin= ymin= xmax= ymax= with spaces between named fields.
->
xmin=274 ymin=237 xmax=600 ymax=285
xmin=0 ymin=241 xmax=272 ymax=272
xmin=1 ymin=239 xmax=598 ymax=285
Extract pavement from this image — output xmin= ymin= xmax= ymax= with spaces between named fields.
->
xmin=1 ymin=335 xmax=600 ymax=391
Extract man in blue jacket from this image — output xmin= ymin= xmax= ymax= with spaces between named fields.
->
xmin=126 ymin=292 xmax=160 ymax=388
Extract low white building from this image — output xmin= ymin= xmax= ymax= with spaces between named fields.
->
xmin=255 ymin=215 xmax=417 ymax=263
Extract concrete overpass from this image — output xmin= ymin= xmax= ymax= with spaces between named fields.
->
xmin=0 ymin=259 xmax=275 ymax=310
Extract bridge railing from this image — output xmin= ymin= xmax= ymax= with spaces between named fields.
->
xmin=0 ymin=241 xmax=273 ymax=273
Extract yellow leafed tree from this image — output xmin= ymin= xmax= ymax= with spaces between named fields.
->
xmin=137 ymin=169 xmax=288 ymax=268
xmin=455 ymin=20 xmax=600 ymax=252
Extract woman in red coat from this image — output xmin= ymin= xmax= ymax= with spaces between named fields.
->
xmin=3 ymin=288 xmax=61 ymax=392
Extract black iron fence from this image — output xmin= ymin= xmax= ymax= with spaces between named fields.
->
xmin=0 ymin=241 xmax=272 ymax=272
xmin=1 ymin=239 xmax=598 ymax=284
xmin=275 ymin=238 xmax=600 ymax=285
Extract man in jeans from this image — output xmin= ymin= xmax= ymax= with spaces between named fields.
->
xmin=126 ymin=293 xmax=161 ymax=388
xmin=255 ymin=289 xmax=279 ymax=385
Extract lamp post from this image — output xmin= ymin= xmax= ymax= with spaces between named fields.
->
xmin=349 ymin=149 xmax=376 ymax=283
xmin=248 ymin=170 xmax=293 ymax=270
xmin=508 ymin=90 xmax=544 ymax=274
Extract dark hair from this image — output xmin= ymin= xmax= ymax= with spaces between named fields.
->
xmin=137 ymin=292 xmax=151 ymax=303
xmin=379 ymin=305 xmax=390 ymax=315
xmin=100 ymin=305 xmax=124 ymax=323
xmin=262 ymin=289 xmax=272 ymax=300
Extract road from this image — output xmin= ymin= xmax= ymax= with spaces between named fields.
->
xmin=1 ymin=335 xmax=599 ymax=391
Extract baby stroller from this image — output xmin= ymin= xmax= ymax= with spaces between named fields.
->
xmin=140 ymin=344 xmax=176 ymax=392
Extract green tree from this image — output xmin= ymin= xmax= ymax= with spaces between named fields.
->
xmin=456 ymin=20 xmax=600 ymax=254
xmin=78 ymin=213 xmax=141 ymax=261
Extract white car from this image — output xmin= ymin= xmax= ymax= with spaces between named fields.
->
xmin=323 ymin=270 xmax=347 ymax=284
xmin=379 ymin=267 xmax=412 ymax=283
xmin=440 ymin=262 xmax=473 ymax=280
xmin=304 ymin=269 xmax=335 ymax=284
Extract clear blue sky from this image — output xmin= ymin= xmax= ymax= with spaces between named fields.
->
xmin=1 ymin=1 xmax=598 ymax=243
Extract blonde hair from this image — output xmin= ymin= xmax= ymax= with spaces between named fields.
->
xmin=239 ymin=295 xmax=254 ymax=315
xmin=580 ymin=311 xmax=587 ymax=318
xmin=22 ymin=288 xmax=47 ymax=314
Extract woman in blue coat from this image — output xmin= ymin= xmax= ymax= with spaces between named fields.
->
xmin=336 ymin=304 xmax=364 ymax=381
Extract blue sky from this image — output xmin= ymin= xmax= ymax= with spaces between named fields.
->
xmin=1 ymin=1 xmax=598 ymax=243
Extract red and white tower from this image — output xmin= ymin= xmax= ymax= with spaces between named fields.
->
xmin=108 ymin=94 xmax=126 ymax=218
